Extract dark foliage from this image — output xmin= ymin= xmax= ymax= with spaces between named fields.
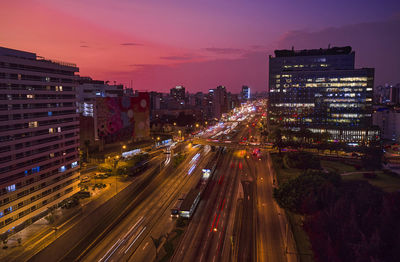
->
xmin=283 ymin=152 xmax=321 ymax=170
xmin=303 ymin=180 xmax=400 ymax=262
xmin=273 ymin=170 xmax=340 ymax=214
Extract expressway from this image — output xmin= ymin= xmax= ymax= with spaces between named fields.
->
xmin=173 ymin=148 xmax=242 ymax=262
xmin=80 ymin=144 xmax=214 ymax=262
xmin=251 ymin=152 xmax=287 ymax=262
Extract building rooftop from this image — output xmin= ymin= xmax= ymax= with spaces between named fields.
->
xmin=274 ymin=46 xmax=353 ymax=58
xmin=0 ymin=46 xmax=77 ymax=68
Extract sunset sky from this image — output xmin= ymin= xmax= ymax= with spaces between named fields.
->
xmin=1 ymin=0 xmax=399 ymax=93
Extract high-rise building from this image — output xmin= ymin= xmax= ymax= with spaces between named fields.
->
xmin=268 ymin=46 xmax=379 ymax=144
xmin=242 ymin=85 xmax=250 ymax=100
xmin=170 ymin=86 xmax=185 ymax=103
xmin=0 ymin=47 xmax=80 ymax=234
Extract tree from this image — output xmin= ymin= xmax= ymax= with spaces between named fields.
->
xmin=269 ymin=127 xmax=283 ymax=154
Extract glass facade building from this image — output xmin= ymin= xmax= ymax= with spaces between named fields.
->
xmin=268 ymin=46 xmax=379 ymax=143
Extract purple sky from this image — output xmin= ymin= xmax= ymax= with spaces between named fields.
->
xmin=1 ymin=0 xmax=399 ymax=93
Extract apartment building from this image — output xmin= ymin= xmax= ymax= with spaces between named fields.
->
xmin=0 ymin=47 xmax=80 ymax=234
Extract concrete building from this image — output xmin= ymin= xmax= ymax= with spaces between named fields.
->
xmin=77 ymin=77 xmax=123 ymax=117
xmin=268 ymin=46 xmax=379 ymax=144
xmin=170 ymin=86 xmax=185 ymax=103
xmin=0 ymin=47 xmax=80 ymax=234
xmin=373 ymin=106 xmax=400 ymax=142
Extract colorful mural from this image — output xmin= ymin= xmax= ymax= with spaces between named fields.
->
xmin=96 ymin=93 xmax=150 ymax=142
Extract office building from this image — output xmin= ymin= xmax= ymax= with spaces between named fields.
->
xmin=268 ymin=46 xmax=379 ymax=144
xmin=0 ymin=47 xmax=80 ymax=234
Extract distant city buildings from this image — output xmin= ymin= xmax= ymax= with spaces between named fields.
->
xmin=241 ymin=85 xmax=250 ymax=100
xmin=170 ymin=85 xmax=186 ymax=104
xmin=268 ymin=46 xmax=379 ymax=144
xmin=374 ymin=83 xmax=400 ymax=105
xmin=0 ymin=47 xmax=80 ymax=234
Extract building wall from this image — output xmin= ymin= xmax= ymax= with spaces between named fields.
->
xmin=95 ymin=93 xmax=150 ymax=143
xmin=373 ymin=107 xmax=400 ymax=142
xmin=0 ymin=47 xmax=80 ymax=234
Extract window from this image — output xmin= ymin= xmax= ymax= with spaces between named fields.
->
xmin=45 ymin=77 xmax=50 ymax=82
xmin=29 ymin=121 xmax=38 ymax=128
xmin=48 ymin=112 xmax=52 ymax=116
xmin=32 ymin=166 xmax=40 ymax=173
xmin=6 ymin=184 xmax=15 ymax=192
xmin=49 ymin=128 xmax=54 ymax=133
xmin=59 ymin=166 xmax=66 ymax=172
xmin=71 ymin=161 xmax=78 ymax=168
xmin=27 ymin=94 xmax=34 ymax=99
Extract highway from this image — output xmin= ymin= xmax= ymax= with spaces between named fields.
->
xmin=252 ymin=152 xmax=287 ymax=262
xmin=29 ymin=101 xmax=295 ymax=262
xmin=81 ymin=144 xmax=214 ymax=262
xmin=173 ymin=148 xmax=242 ymax=262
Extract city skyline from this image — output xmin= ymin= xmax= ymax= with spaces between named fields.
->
xmin=1 ymin=0 xmax=400 ymax=93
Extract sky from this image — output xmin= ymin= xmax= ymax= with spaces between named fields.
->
xmin=1 ymin=0 xmax=400 ymax=93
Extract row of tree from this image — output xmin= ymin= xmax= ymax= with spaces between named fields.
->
xmin=267 ymin=126 xmax=383 ymax=170
xmin=273 ymin=163 xmax=400 ymax=262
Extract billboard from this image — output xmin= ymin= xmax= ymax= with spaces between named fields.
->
xmin=96 ymin=93 xmax=150 ymax=142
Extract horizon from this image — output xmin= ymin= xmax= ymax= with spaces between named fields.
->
xmin=1 ymin=0 xmax=400 ymax=93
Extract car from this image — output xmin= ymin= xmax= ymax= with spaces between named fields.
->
xmin=81 ymin=176 xmax=90 ymax=182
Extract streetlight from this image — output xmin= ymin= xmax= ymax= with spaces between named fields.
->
xmin=195 ymin=123 xmax=199 ymax=128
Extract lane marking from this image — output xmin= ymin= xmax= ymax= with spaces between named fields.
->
xmin=124 ymin=226 xmax=146 ymax=254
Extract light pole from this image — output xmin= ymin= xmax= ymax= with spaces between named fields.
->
xmin=114 ymin=155 xmax=120 ymax=195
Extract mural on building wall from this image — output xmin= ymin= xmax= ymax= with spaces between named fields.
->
xmin=96 ymin=93 xmax=150 ymax=142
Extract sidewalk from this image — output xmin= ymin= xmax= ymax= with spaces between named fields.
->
xmin=0 ymin=175 xmax=136 ymax=261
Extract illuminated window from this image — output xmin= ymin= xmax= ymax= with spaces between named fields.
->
xmin=71 ymin=161 xmax=78 ymax=168
xmin=29 ymin=121 xmax=38 ymax=128
xmin=59 ymin=166 xmax=66 ymax=172
xmin=6 ymin=184 xmax=16 ymax=192
xmin=27 ymin=94 xmax=34 ymax=99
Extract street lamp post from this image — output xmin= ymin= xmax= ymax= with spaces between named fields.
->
xmin=114 ymin=155 xmax=120 ymax=195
